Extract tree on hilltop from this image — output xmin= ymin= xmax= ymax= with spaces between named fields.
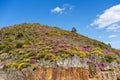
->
xmin=71 ymin=27 xmax=77 ymax=33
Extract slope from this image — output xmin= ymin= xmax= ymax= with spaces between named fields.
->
xmin=0 ymin=23 xmax=119 ymax=71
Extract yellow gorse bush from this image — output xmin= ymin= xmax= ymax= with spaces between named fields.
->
xmin=77 ymin=51 xmax=87 ymax=58
xmin=18 ymin=62 xmax=30 ymax=70
xmin=65 ymin=49 xmax=90 ymax=58
xmin=6 ymin=62 xmax=18 ymax=68
xmin=46 ymin=54 xmax=59 ymax=61
xmin=60 ymin=53 xmax=70 ymax=59
xmin=32 ymin=64 xmax=38 ymax=71
xmin=91 ymin=47 xmax=103 ymax=56
xmin=65 ymin=49 xmax=77 ymax=55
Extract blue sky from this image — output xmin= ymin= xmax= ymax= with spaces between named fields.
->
xmin=0 ymin=0 xmax=120 ymax=49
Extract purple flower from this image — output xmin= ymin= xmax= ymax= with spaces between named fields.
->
xmin=53 ymin=47 xmax=58 ymax=52
xmin=30 ymin=59 xmax=36 ymax=64
xmin=85 ymin=58 xmax=91 ymax=63
xmin=81 ymin=46 xmax=89 ymax=51
xmin=100 ymin=62 xmax=107 ymax=68
xmin=94 ymin=63 xmax=99 ymax=67
xmin=102 ymin=49 xmax=109 ymax=54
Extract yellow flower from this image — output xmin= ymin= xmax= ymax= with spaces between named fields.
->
xmin=18 ymin=62 xmax=30 ymax=70
xmin=6 ymin=62 xmax=18 ymax=68
xmin=22 ymin=44 xmax=28 ymax=48
xmin=91 ymin=47 xmax=103 ymax=56
xmin=77 ymin=51 xmax=87 ymax=58
xmin=32 ymin=64 xmax=38 ymax=71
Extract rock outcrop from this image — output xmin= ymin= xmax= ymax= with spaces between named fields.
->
xmin=0 ymin=67 xmax=120 ymax=80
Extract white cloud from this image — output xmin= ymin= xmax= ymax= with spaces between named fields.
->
xmin=108 ymin=35 xmax=117 ymax=38
xmin=107 ymin=24 xmax=120 ymax=32
xmin=51 ymin=4 xmax=74 ymax=14
xmin=91 ymin=4 xmax=120 ymax=31
xmin=63 ymin=4 xmax=74 ymax=10
xmin=51 ymin=7 xmax=65 ymax=14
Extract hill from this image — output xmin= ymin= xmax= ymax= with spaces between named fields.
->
xmin=0 ymin=23 xmax=120 ymax=80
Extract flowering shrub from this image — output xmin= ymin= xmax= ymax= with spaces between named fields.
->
xmin=46 ymin=54 xmax=59 ymax=61
xmin=30 ymin=59 xmax=36 ymax=64
xmin=6 ymin=62 xmax=18 ymax=68
xmin=65 ymin=49 xmax=77 ymax=56
xmin=102 ymin=49 xmax=109 ymax=54
xmin=94 ymin=62 xmax=107 ymax=70
xmin=109 ymin=66 xmax=115 ymax=71
xmin=81 ymin=46 xmax=90 ymax=51
xmin=104 ymin=54 xmax=116 ymax=63
xmin=85 ymin=58 xmax=91 ymax=63
xmin=22 ymin=44 xmax=28 ymax=48
xmin=60 ymin=53 xmax=70 ymax=59
xmin=101 ymin=53 xmax=116 ymax=63
xmin=77 ymin=51 xmax=87 ymax=58
xmin=32 ymin=64 xmax=38 ymax=71
xmin=18 ymin=62 xmax=30 ymax=70
xmin=91 ymin=47 xmax=103 ymax=56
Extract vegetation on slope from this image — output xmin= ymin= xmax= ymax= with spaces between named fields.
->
xmin=0 ymin=23 xmax=119 ymax=70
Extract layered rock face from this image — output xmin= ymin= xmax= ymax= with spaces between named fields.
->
xmin=23 ymin=67 xmax=89 ymax=80
xmin=0 ymin=67 xmax=120 ymax=80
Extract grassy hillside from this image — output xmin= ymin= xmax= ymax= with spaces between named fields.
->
xmin=0 ymin=23 xmax=119 ymax=70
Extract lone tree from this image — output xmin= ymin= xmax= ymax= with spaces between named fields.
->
xmin=71 ymin=27 xmax=77 ymax=33
xmin=108 ymin=43 xmax=111 ymax=47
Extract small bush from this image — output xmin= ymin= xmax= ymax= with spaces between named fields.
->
xmin=18 ymin=62 xmax=30 ymax=70
xmin=16 ymin=42 xmax=24 ymax=48
xmin=105 ymin=54 xmax=116 ymax=63
xmin=77 ymin=51 xmax=87 ymax=58
xmin=46 ymin=54 xmax=59 ymax=61
xmin=91 ymin=47 xmax=103 ymax=56
xmin=32 ymin=64 xmax=38 ymax=71
xmin=0 ymin=44 xmax=6 ymax=50
xmin=109 ymin=66 xmax=115 ymax=71
xmin=6 ymin=62 xmax=18 ymax=68
xmin=60 ymin=53 xmax=70 ymax=59
xmin=16 ymin=32 xmax=24 ymax=39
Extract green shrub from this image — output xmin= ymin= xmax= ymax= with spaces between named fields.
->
xmin=105 ymin=54 xmax=116 ymax=63
xmin=0 ymin=44 xmax=6 ymax=50
xmin=16 ymin=32 xmax=24 ymax=39
xmin=16 ymin=42 xmax=24 ymax=48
